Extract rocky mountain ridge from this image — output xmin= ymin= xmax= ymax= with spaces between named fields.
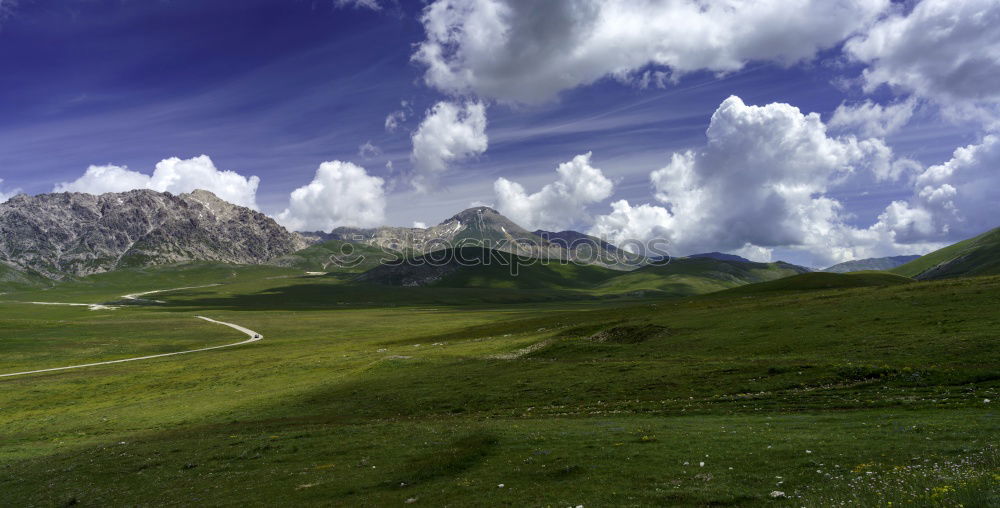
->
xmin=0 ymin=189 xmax=308 ymax=279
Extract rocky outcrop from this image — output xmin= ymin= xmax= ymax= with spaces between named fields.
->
xmin=0 ymin=189 xmax=308 ymax=279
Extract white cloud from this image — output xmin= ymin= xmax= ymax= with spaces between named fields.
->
xmin=276 ymin=160 xmax=386 ymax=232
xmin=730 ymin=243 xmax=773 ymax=263
xmin=829 ymin=98 xmax=916 ymax=138
xmin=845 ymin=0 xmax=1000 ymax=124
xmin=413 ymin=0 xmax=889 ymax=104
xmin=875 ymin=134 xmax=1000 ymax=243
xmin=410 ymin=100 xmax=488 ymax=191
xmin=588 ymin=200 xmax=673 ymax=255
xmin=0 ymin=178 xmax=21 ymax=203
xmin=412 ymin=221 xmax=427 ymax=229
xmin=589 ymin=96 xmax=923 ymax=265
xmin=54 ymin=155 xmax=260 ymax=209
xmin=333 ymin=0 xmax=381 ymax=10
xmin=358 ymin=141 xmax=381 ymax=158
xmin=384 ymin=101 xmax=412 ymax=132
xmin=494 ymin=152 xmax=613 ymax=231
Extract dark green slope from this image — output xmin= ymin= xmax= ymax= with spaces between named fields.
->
xmin=594 ymin=257 xmax=810 ymax=296
xmin=273 ymin=239 xmax=396 ymax=273
xmin=891 ymin=227 xmax=1000 ymax=280
xmin=357 ymin=247 xmax=621 ymax=290
xmin=358 ymin=249 xmax=811 ymax=297
xmin=0 ymin=262 xmax=50 ymax=292
xmin=823 ymin=255 xmax=920 ymax=273
xmin=718 ymin=271 xmax=913 ymax=296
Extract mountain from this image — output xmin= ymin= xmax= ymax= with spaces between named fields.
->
xmin=533 ymin=230 xmax=621 ymax=254
xmin=0 ymin=189 xmax=308 ymax=280
xmin=823 ymin=255 xmax=920 ymax=273
xmin=687 ymin=252 xmax=752 ymax=263
xmin=891 ymin=227 xmax=1000 ymax=280
xmin=533 ymin=229 xmax=646 ymax=269
xmin=324 ymin=207 xmax=571 ymax=261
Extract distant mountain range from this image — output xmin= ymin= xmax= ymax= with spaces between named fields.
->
xmin=823 ymin=255 xmax=921 ymax=273
xmin=2 ymin=189 xmax=997 ymax=292
xmin=311 ymin=207 xmax=564 ymax=257
xmin=0 ymin=189 xmax=307 ymax=280
xmin=317 ymin=207 xmax=634 ymax=269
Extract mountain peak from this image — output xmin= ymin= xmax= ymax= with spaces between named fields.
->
xmin=441 ymin=206 xmax=503 ymax=225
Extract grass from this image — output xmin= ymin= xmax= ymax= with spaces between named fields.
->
xmin=893 ymin=226 xmax=1000 ymax=279
xmin=594 ymin=257 xmax=807 ymax=296
xmin=361 ymin=247 xmax=809 ymax=297
xmin=0 ymin=265 xmax=997 ymax=505
xmin=716 ymin=271 xmax=913 ymax=295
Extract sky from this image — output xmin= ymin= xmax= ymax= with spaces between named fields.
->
xmin=0 ymin=0 xmax=997 ymax=268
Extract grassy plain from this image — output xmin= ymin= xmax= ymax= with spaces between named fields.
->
xmin=0 ymin=267 xmax=997 ymax=506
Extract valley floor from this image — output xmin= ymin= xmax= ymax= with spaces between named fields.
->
xmin=0 ymin=269 xmax=997 ymax=506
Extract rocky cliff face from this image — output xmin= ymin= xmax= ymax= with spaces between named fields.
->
xmin=0 ymin=189 xmax=309 ymax=279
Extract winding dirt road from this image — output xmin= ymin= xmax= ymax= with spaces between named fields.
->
xmin=0 ymin=316 xmax=262 ymax=378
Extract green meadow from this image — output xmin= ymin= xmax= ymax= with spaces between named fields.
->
xmin=0 ymin=266 xmax=997 ymax=506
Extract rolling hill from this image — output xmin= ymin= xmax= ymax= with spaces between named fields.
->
xmin=823 ymin=255 xmax=920 ymax=273
xmin=687 ymin=252 xmax=752 ymax=263
xmin=357 ymin=247 xmax=810 ymax=296
xmin=355 ymin=246 xmax=621 ymax=290
xmin=717 ymin=271 xmax=914 ymax=295
xmin=593 ymin=257 xmax=810 ymax=296
xmin=272 ymin=239 xmax=397 ymax=273
xmin=891 ymin=227 xmax=1000 ymax=279
xmin=0 ymin=262 xmax=49 ymax=292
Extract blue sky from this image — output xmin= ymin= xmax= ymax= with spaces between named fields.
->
xmin=0 ymin=0 xmax=996 ymax=267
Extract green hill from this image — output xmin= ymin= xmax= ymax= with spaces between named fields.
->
xmin=891 ymin=227 xmax=1000 ymax=279
xmin=357 ymin=246 xmax=621 ymax=291
xmin=823 ymin=255 xmax=920 ymax=273
xmin=273 ymin=239 xmax=397 ymax=273
xmin=718 ymin=271 xmax=913 ymax=295
xmin=358 ymin=249 xmax=811 ymax=297
xmin=0 ymin=262 xmax=49 ymax=292
xmin=594 ymin=257 xmax=810 ymax=296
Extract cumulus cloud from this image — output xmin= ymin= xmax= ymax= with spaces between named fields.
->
xmin=413 ymin=0 xmax=889 ymax=104
xmin=276 ymin=160 xmax=386 ymax=232
xmin=588 ymin=200 xmax=674 ymax=254
xmin=875 ymin=134 xmax=1000 ymax=243
xmin=494 ymin=152 xmax=613 ymax=231
xmin=829 ymin=98 xmax=916 ymax=138
xmin=588 ymin=96 xmax=924 ymax=265
xmin=410 ymin=100 xmax=488 ymax=191
xmin=846 ymin=0 xmax=1000 ymax=123
xmin=53 ymin=155 xmax=260 ymax=209
xmin=0 ymin=178 xmax=21 ymax=203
